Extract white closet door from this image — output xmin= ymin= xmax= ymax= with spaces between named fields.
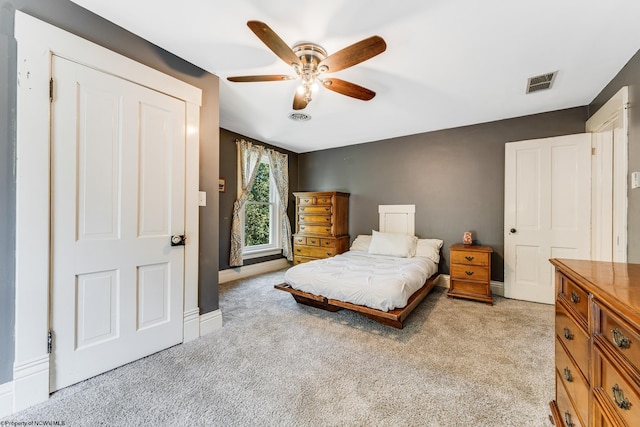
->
xmin=504 ymin=134 xmax=591 ymax=304
xmin=50 ymin=55 xmax=186 ymax=391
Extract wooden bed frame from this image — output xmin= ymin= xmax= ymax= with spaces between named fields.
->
xmin=275 ymin=204 xmax=440 ymax=329
xmin=274 ymin=272 xmax=439 ymax=329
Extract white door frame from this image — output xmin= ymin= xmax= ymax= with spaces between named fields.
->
xmin=13 ymin=12 xmax=201 ymax=412
xmin=586 ymin=86 xmax=629 ymax=262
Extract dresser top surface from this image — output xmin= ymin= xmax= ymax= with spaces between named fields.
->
xmin=551 ymin=258 xmax=640 ymax=318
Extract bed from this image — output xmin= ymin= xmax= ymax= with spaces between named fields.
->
xmin=275 ymin=205 xmax=442 ymax=328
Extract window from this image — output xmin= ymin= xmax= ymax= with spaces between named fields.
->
xmin=241 ymin=156 xmax=281 ymax=258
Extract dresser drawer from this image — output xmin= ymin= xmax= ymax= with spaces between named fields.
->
xmin=450 ymin=250 xmax=490 ymax=267
xmin=297 ymin=195 xmax=333 ymax=205
xmin=556 ymin=303 xmax=590 ymax=380
xmin=298 ymin=224 xmax=333 ymax=235
xmin=298 ymin=214 xmax=331 ymax=224
xmin=298 ymin=205 xmax=332 ymax=214
xmin=596 ymin=350 xmax=640 ymax=426
xmin=556 ymin=337 xmax=589 ymax=424
xmin=293 ymin=256 xmax=316 ymax=265
xmin=556 ymin=371 xmax=585 ymax=427
xmin=596 ymin=304 xmax=640 ymax=373
xmin=294 ymin=245 xmax=336 ymax=258
xmin=320 ymin=238 xmax=336 ymax=248
xmin=558 ymin=275 xmax=589 ymax=326
xmin=305 ymin=237 xmax=320 ymax=246
xmin=450 ymin=264 xmax=489 ymax=282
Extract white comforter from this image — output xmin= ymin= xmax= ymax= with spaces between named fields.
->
xmin=284 ymin=251 xmax=438 ymax=312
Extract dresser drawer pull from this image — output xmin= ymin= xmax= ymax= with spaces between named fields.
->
xmin=309 ymin=239 xmax=317 ymax=244
xmin=570 ymin=291 xmax=581 ymax=303
xmin=325 ymin=207 xmax=330 ymax=211
xmin=465 ymin=271 xmax=474 ymax=276
xmin=564 ymin=412 xmax=575 ymax=427
xmin=612 ymin=328 xmax=631 ymax=349
xmin=303 ymin=199 xmax=311 ymax=203
xmin=325 ymin=228 xmax=330 ymax=232
xmin=323 ymin=241 xmax=331 ymax=246
xmin=300 ymin=207 xmax=305 ymax=211
xmin=300 ymin=216 xmax=305 ymax=221
xmin=612 ymin=384 xmax=630 ymax=410
xmin=324 ymin=217 xmax=330 ymax=222
xmin=326 ymin=252 xmax=332 ymax=256
xmin=563 ymin=367 xmax=573 ymax=382
xmin=296 ymin=248 xmax=301 ymax=252
xmin=563 ymin=327 xmax=574 ymax=340
xmin=465 ymin=256 xmax=474 ymax=261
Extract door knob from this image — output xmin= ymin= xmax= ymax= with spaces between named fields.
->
xmin=510 ymin=228 xmax=517 ymax=234
xmin=171 ymin=235 xmax=186 ymax=246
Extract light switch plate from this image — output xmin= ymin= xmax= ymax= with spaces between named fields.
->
xmin=632 ymin=172 xmax=640 ymax=189
xmin=198 ymin=191 xmax=207 ymax=206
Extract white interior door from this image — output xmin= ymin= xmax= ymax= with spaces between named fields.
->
xmin=504 ymin=134 xmax=591 ymax=304
xmin=50 ymin=56 xmax=186 ymax=391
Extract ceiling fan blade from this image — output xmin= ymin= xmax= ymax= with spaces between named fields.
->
xmin=227 ymin=75 xmax=294 ymax=82
xmin=322 ymin=78 xmax=376 ymax=100
xmin=247 ymin=21 xmax=302 ymax=68
xmin=292 ymin=91 xmax=308 ymax=110
xmin=319 ymin=36 xmax=386 ymax=73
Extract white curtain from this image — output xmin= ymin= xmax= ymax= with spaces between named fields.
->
xmin=267 ymin=149 xmax=293 ymax=261
xmin=229 ymin=139 xmax=293 ymax=266
xmin=229 ymin=139 xmax=266 ymax=267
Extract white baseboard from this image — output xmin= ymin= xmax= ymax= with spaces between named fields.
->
xmin=13 ymin=354 xmax=49 ymax=413
xmin=0 ymin=381 xmax=13 ymax=418
xmin=437 ymin=274 xmax=505 ymax=297
xmin=219 ymin=258 xmax=290 ymax=284
xmin=183 ymin=307 xmax=200 ymax=343
xmin=200 ymin=309 xmax=223 ymax=336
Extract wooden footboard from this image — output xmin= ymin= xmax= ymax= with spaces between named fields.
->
xmin=274 ymin=273 xmax=440 ymax=329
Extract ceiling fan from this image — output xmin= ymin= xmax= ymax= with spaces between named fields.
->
xmin=227 ymin=21 xmax=387 ymax=110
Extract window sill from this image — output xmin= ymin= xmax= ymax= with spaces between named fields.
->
xmin=242 ymin=248 xmax=283 ymax=260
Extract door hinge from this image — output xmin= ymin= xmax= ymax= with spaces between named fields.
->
xmin=49 ymin=78 xmax=53 ymax=102
xmin=47 ymin=330 xmax=52 ymax=354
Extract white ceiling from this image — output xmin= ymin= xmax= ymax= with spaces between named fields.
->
xmin=70 ymin=0 xmax=640 ymax=153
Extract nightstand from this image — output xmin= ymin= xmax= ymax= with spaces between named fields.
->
xmin=447 ymin=244 xmax=493 ymax=305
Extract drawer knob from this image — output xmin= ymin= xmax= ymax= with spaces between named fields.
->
xmin=612 ymin=328 xmax=631 ymax=349
xmin=563 ymin=367 xmax=573 ymax=383
xmin=570 ymin=291 xmax=580 ymax=303
xmin=465 ymin=271 xmax=474 ymax=276
xmin=325 ymin=217 xmax=330 ymax=222
xmin=296 ymin=249 xmax=301 ymax=252
xmin=325 ymin=228 xmax=330 ymax=232
xmin=612 ymin=384 xmax=630 ymax=410
xmin=465 ymin=256 xmax=474 ymax=261
xmin=564 ymin=412 xmax=574 ymax=427
xmin=563 ymin=327 xmax=573 ymax=340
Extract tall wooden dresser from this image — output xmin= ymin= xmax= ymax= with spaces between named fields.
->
xmin=292 ymin=192 xmax=349 ymax=265
xmin=549 ymin=258 xmax=640 ymax=427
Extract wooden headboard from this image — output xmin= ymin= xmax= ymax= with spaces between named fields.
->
xmin=378 ymin=205 xmax=416 ymax=236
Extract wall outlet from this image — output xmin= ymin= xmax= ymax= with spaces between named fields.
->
xmin=632 ymin=172 xmax=640 ymax=189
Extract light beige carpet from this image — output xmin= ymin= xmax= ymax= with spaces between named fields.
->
xmin=3 ymin=269 xmax=554 ymax=426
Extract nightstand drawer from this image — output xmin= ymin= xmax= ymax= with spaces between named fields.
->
xmin=450 ymin=250 xmax=490 ymax=266
xmin=450 ymin=264 xmax=489 ymax=282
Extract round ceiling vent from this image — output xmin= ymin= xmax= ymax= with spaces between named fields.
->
xmin=288 ymin=112 xmax=311 ymax=122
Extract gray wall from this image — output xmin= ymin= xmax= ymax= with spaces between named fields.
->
xmin=298 ymin=107 xmax=588 ymax=280
xmin=0 ymin=0 xmax=220 ymax=384
xmin=589 ymin=49 xmax=640 ymax=262
xmin=219 ymin=128 xmax=299 ymax=270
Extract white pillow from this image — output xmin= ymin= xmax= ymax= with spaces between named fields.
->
xmin=415 ymin=238 xmax=444 ymax=263
xmin=367 ymin=230 xmax=417 ymax=258
xmin=350 ymin=235 xmax=372 ymax=252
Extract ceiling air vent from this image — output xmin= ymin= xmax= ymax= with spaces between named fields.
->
xmin=526 ymin=71 xmax=557 ymax=94
xmin=288 ymin=112 xmax=311 ymax=122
